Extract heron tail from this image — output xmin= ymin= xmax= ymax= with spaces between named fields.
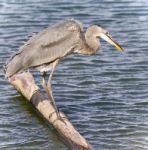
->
xmin=4 ymin=54 xmax=23 ymax=78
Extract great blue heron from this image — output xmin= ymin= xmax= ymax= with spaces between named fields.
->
xmin=4 ymin=19 xmax=123 ymax=120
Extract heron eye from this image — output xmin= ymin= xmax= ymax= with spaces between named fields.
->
xmin=106 ymin=32 xmax=109 ymax=35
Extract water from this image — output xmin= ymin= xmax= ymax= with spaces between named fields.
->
xmin=0 ymin=0 xmax=148 ymax=149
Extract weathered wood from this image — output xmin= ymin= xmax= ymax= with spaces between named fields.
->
xmin=8 ymin=72 xmax=91 ymax=150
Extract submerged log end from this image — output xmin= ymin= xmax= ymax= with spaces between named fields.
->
xmin=8 ymin=72 xmax=92 ymax=150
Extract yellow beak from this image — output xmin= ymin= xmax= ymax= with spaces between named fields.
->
xmin=100 ymin=33 xmax=124 ymax=51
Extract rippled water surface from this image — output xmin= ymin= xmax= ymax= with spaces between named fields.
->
xmin=1 ymin=0 xmax=148 ymax=149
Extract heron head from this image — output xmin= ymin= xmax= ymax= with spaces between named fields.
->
xmin=91 ymin=25 xmax=124 ymax=51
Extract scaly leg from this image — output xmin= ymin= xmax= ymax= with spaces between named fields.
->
xmin=41 ymin=60 xmax=62 ymax=121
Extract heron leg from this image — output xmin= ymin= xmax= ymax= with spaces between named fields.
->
xmin=47 ymin=60 xmax=63 ymax=119
xmin=47 ymin=60 xmax=59 ymax=103
xmin=41 ymin=72 xmax=53 ymax=101
xmin=41 ymin=71 xmax=60 ymax=119
xmin=41 ymin=60 xmax=64 ymax=122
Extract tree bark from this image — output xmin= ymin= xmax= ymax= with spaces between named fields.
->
xmin=8 ymin=72 xmax=92 ymax=150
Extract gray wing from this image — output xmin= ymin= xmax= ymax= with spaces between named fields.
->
xmin=5 ymin=20 xmax=83 ymax=78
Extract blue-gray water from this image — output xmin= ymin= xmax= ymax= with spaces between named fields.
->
xmin=0 ymin=0 xmax=148 ymax=150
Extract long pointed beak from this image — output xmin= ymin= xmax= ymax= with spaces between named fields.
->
xmin=100 ymin=33 xmax=124 ymax=51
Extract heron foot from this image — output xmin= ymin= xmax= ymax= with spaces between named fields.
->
xmin=54 ymin=109 xmax=67 ymax=124
xmin=49 ymin=109 xmax=67 ymax=124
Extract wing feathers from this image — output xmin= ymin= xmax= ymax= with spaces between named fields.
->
xmin=4 ymin=20 xmax=83 ymax=78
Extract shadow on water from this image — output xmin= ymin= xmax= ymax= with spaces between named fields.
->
xmin=1 ymin=95 xmax=68 ymax=150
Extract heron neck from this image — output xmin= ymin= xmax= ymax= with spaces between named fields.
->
xmin=85 ymin=28 xmax=100 ymax=52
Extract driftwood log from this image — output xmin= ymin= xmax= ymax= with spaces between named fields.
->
xmin=8 ymin=72 xmax=91 ymax=150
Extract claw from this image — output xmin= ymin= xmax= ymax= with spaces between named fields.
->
xmin=49 ymin=111 xmax=67 ymax=125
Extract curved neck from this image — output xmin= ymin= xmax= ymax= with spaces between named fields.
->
xmin=85 ymin=26 xmax=100 ymax=51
